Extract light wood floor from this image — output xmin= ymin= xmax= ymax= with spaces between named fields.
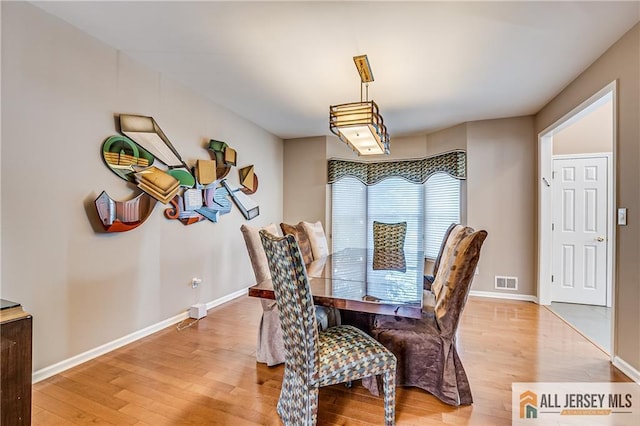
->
xmin=32 ymin=296 xmax=630 ymax=425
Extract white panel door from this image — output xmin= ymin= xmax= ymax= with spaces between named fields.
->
xmin=551 ymin=157 xmax=607 ymax=306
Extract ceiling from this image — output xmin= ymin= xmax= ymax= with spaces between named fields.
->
xmin=32 ymin=1 xmax=640 ymax=140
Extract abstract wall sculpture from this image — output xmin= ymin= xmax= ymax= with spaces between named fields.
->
xmin=238 ymin=165 xmax=258 ymax=194
xmin=93 ymin=114 xmax=260 ymax=232
xmin=94 ymin=190 xmax=156 ymax=232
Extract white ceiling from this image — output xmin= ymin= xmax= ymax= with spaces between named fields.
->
xmin=32 ymin=1 xmax=640 ymax=139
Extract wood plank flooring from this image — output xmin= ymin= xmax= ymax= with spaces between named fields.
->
xmin=32 ymin=296 xmax=630 ymax=425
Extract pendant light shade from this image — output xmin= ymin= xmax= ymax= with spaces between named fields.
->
xmin=329 ymin=55 xmax=390 ymax=155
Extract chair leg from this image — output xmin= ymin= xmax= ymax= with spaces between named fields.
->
xmin=382 ymin=369 xmax=396 ymax=426
xmin=306 ymin=387 xmax=319 ymax=425
xmin=278 ymin=371 xmax=320 ymax=425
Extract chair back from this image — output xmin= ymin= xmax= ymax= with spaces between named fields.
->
xmin=240 ymin=223 xmax=281 ymax=283
xmin=433 ymin=228 xmax=487 ymax=337
xmin=431 ymin=225 xmax=470 ymax=299
xmin=302 ymin=221 xmax=329 ymax=259
xmin=260 ymin=230 xmax=319 ymax=380
xmin=431 ymin=223 xmax=463 ymax=279
xmin=373 ymin=221 xmax=407 ymax=250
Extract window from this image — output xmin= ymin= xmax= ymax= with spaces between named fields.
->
xmin=331 ymin=173 xmax=461 ymax=257
xmin=331 ymin=177 xmax=367 ymax=250
xmin=368 ymin=177 xmax=424 ymax=252
xmin=424 ymin=173 xmax=461 ymax=258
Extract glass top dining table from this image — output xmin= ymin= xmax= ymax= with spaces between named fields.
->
xmin=248 ymin=248 xmax=425 ymax=319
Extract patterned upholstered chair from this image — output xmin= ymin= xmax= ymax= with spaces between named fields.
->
xmin=281 ymin=221 xmax=341 ymax=329
xmin=241 ymin=223 xmax=340 ymax=365
xmin=259 ymin=230 xmax=398 ymax=425
xmin=368 ymin=227 xmax=487 ymax=406
xmin=373 ymin=221 xmax=407 ymax=250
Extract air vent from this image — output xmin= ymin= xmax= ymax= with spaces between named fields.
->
xmin=495 ymin=276 xmax=518 ymax=291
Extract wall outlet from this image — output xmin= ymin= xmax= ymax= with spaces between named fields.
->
xmin=191 ymin=277 xmax=202 ymax=288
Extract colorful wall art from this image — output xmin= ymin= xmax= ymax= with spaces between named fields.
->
xmin=94 ymin=114 xmax=260 ymax=232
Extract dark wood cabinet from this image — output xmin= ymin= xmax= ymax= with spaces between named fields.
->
xmin=1 ymin=300 xmax=32 ymax=426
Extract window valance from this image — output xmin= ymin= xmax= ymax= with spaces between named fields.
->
xmin=327 ymin=150 xmax=466 ymax=185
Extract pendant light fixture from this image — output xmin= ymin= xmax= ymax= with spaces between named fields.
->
xmin=329 ymin=55 xmax=390 ymax=155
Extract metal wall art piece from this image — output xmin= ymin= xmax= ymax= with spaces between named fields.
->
xmin=94 ymin=190 xmax=156 ymax=232
xmin=239 ymin=165 xmax=258 ymax=194
xmin=93 ymin=114 xmax=260 ymax=232
xmin=222 ymin=180 xmax=259 ymax=220
xmin=101 ymin=135 xmax=155 ymax=182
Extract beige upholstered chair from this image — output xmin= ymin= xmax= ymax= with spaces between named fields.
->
xmin=260 ymin=230 xmax=397 ymax=425
xmin=240 ymin=223 xmax=286 ymax=366
xmin=302 ymin=220 xmax=329 ymax=259
xmin=302 ymin=221 xmax=340 ymax=326
xmin=280 ymin=222 xmax=315 ymax=263
xmin=368 ymin=226 xmax=487 ymax=406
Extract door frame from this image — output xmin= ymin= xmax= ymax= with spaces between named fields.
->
xmin=551 ymin=152 xmax=613 ymax=307
xmin=537 ymin=80 xmax=617 ymax=356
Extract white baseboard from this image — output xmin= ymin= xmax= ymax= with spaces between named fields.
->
xmin=613 ymin=356 xmax=640 ymax=384
xmin=469 ymin=290 xmax=538 ymax=303
xmin=32 ymin=287 xmax=248 ymax=383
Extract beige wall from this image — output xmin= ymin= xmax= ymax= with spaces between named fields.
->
xmin=466 ymin=117 xmax=536 ymax=295
xmin=1 ymin=2 xmax=283 ymax=371
xmin=536 ymin=23 xmax=640 ymax=371
xmin=553 ymin=99 xmax=613 ymax=155
xmin=282 ymin=136 xmax=327 ymax=225
xmin=426 ymin=123 xmax=467 ymax=155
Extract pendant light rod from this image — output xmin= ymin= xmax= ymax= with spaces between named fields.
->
xmin=360 ymin=82 xmax=370 ymax=103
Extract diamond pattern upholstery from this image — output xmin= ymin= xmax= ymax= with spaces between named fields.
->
xmin=373 ymin=221 xmax=407 ymax=250
xmin=259 ymin=230 xmax=397 ymax=425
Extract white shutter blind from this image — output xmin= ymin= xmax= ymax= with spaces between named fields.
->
xmin=424 ymin=173 xmax=461 ymax=258
xmin=331 ymin=177 xmax=367 ymax=252
xmin=367 ymin=177 xmax=424 ymax=252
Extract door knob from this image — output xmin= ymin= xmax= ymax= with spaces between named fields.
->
xmin=595 ymin=236 xmax=605 ymax=242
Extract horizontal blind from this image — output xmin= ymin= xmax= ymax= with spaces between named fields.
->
xmin=424 ymin=173 xmax=461 ymax=258
xmin=331 ymin=177 xmax=367 ymax=252
xmin=332 ymin=174 xmax=461 ymax=259
xmin=367 ymin=177 xmax=424 ymax=253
